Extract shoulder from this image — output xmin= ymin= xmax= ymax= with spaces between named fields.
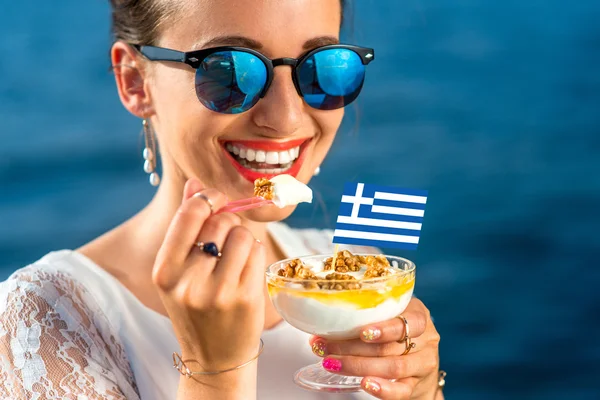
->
xmin=0 ymin=250 xmax=126 ymax=344
xmin=269 ymin=222 xmax=381 ymax=256
xmin=0 ymin=251 xmax=140 ymax=398
xmin=0 ymin=251 xmax=117 ymax=350
xmin=1 ymin=251 xmax=101 ymax=316
xmin=1 ymin=251 xmax=85 ymax=310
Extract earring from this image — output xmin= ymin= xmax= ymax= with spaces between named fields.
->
xmin=142 ymin=119 xmax=161 ymax=186
xmin=313 ymin=166 xmax=321 ymax=177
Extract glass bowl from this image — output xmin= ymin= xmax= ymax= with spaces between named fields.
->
xmin=266 ymin=253 xmax=416 ymax=392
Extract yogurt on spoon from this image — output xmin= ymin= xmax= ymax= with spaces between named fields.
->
xmin=254 ymin=174 xmax=313 ymax=207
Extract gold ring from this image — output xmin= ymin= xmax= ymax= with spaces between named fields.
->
xmin=401 ymin=338 xmax=416 ymax=355
xmin=193 ymin=192 xmax=214 ymax=214
xmin=396 ymin=315 xmax=416 ymax=355
xmin=396 ymin=315 xmax=411 ymax=341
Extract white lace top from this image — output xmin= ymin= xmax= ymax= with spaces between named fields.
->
xmin=0 ymin=223 xmax=377 ymax=399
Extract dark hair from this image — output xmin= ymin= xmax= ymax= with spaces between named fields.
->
xmin=110 ymin=0 xmax=348 ymax=46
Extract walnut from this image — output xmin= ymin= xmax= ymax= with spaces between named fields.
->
xmin=361 ymin=255 xmax=392 ymax=278
xmin=363 ymin=266 xmax=391 ymax=279
xmin=301 ymin=277 xmax=320 ymax=290
xmin=278 ymin=259 xmax=316 ymax=280
xmin=254 ymin=178 xmax=274 ymax=200
xmin=277 ymin=265 xmax=294 ymax=278
xmin=318 ymin=273 xmax=362 ymax=290
xmin=324 ymin=250 xmax=362 ymax=272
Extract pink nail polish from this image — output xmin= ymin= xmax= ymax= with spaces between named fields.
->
xmin=311 ymin=340 xmax=327 ymax=357
xmin=322 ymin=357 xmax=342 ymax=372
xmin=364 ymin=379 xmax=381 ymax=394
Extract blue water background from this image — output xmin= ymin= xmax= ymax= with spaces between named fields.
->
xmin=2 ymin=1 xmax=600 ymax=399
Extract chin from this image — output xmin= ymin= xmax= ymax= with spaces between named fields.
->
xmin=237 ymin=203 xmax=299 ymax=223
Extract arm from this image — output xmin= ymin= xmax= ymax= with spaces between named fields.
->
xmin=177 ymin=366 xmax=258 ymax=400
xmin=153 ymin=180 xmax=265 ymax=400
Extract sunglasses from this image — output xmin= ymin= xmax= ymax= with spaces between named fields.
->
xmin=132 ymin=43 xmax=375 ymax=114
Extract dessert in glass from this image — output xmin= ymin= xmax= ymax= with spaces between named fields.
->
xmin=266 ymin=250 xmax=416 ymax=392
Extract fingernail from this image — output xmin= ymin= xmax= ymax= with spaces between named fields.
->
xmin=322 ymin=357 xmax=342 ymax=372
xmin=255 ymin=239 xmax=262 ymax=244
xmin=311 ymin=340 xmax=327 ymax=357
xmin=364 ymin=378 xmax=381 ymax=394
xmin=361 ymin=327 xmax=381 ymax=341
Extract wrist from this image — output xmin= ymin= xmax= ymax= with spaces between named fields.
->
xmin=177 ymin=364 xmax=257 ymax=400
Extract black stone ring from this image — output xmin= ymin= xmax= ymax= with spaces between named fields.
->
xmin=195 ymin=242 xmax=222 ymax=258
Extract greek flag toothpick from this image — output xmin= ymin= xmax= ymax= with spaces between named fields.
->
xmin=333 ymin=182 xmax=428 ymax=250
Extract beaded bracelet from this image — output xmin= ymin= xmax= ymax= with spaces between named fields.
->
xmin=173 ymin=339 xmax=265 ymax=377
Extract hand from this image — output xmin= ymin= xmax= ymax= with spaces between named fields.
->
xmin=153 ymin=178 xmax=266 ymax=371
xmin=309 ymin=298 xmax=442 ymax=399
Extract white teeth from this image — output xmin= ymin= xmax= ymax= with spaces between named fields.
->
xmin=265 ymin=151 xmax=279 ymax=164
xmin=244 ymin=163 xmax=293 ymax=173
xmin=255 ymin=151 xmax=266 ymax=162
xmin=227 ymin=144 xmax=301 ymax=164
xmin=279 ymin=151 xmax=291 ymax=164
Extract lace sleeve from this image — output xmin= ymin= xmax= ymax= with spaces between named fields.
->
xmin=0 ymin=267 xmax=140 ymax=399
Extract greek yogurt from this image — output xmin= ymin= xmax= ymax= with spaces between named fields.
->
xmin=269 ymin=174 xmax=313 ymax=207
xmin=267 ymin=255 xmax=416 ymax=340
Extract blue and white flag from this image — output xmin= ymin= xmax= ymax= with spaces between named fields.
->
xmin=333 ymin=182 xmax=428 ymax=250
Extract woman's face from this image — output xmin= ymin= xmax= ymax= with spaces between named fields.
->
xmin=147 ymin=0 xmax=344 ymax=221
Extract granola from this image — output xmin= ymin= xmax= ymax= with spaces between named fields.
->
xmin=253 ymin=178 xmax=274 ymax=200
xmin=277 ymin=251 xmax=394 ymax=291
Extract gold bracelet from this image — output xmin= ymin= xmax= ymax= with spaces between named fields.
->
xmin=172 ymin=339 xmax=264 ymax=377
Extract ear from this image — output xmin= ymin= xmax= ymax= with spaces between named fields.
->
xmin=111 ymin=42 xmax=153 ymax=118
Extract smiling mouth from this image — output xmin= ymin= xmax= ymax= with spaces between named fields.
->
xmin=221 ymin=138 xmax=312 ymax=182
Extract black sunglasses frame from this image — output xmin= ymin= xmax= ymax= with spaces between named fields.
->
xmin=131 ymin=43 xmax=375 ymax=102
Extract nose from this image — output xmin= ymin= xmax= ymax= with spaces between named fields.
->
xmin=250 ymin=66 xmax=304 ymax=137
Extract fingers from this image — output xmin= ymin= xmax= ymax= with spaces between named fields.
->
xmin=239 ymin=238 xmax=266 ymax=293
xmin=359 ymin=304 xmax=428 ymax=344
xmin=153 ymin=181 xmax=227 ymax=291
xmin=321 ymin=348 xmax=438 ymax=380
xmin=192 ymin=212 xmax=241 ymax=266
xmin=360 ymin=377 xmax=419 ymax=400
xmin=311 ymin=337 xmax=408 ymax=358
xmin=183 ymin=178 xmax=204 ymax=201
xmin=212 ymin=225 xmax=255 ymax=285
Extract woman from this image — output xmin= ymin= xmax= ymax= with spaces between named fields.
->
xmin=0 ymin=0 xmax=443 ymax=399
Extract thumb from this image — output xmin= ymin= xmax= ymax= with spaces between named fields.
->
xmin=182 ymin=178 xmax=205 ymax=203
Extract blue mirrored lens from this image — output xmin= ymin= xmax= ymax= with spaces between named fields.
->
xmin=297 ymin=48 xmax=365 ymax=110
xmin=195 ymin=51 xmax=267 ymax=114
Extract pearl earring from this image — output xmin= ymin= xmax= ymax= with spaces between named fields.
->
xmin=313 ymin=166 xmax=321 ymax=176
xmin=142 ymin=119 xmax=160 ymax=186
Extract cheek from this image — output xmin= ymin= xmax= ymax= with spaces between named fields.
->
xmin=149 ymin=67 xmax=214 ymax=147
xmin=150 ymin=66 xmax=198 ymax=119
xmin=316 ymin=108 xmax=345 ymax=148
